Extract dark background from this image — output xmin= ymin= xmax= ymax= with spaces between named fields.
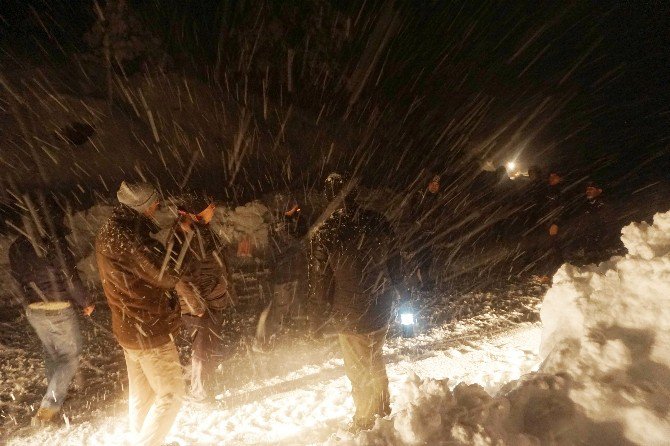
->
xmin=1 ymin=0 xmax=669 ymax=197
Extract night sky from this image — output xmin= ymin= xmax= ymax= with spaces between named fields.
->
xmin=1 ymin=1 xmax=669 ymax=194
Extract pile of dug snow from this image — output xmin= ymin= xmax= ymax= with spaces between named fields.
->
xmin=336 ymin=209 xmax=670 ymax=446
xmin=539 ymin=209 xmax=670 ymax=445
xmin=210 ymin=200 xmax=270 ymax=251
xmin=69 ymin=200 xmax=271 ymax=288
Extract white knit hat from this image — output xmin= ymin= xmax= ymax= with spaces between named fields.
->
xmin=116 ymin=181 xmax=158 ymax=213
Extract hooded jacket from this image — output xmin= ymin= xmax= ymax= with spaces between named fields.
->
xmin=268 ymin=211 xmax=308 ymax=284
xmin=95 ymin=205 xmax=180 ymax=350
xmin=308 ymin=205 xmax=402 ymax=334
xmin=9 ymin=234 xmax=90 ymax=308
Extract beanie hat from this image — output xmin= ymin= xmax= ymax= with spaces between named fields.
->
xmin=324 ymin=172 xmax=346 ymax=202
xmin=117 ymin=181 xmax=158 ymax=213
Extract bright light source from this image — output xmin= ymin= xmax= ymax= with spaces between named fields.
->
xmin=506 ymin=161 xmax=516 ymax=171
xmin=400 ymin=312 xmax=414 ymax=326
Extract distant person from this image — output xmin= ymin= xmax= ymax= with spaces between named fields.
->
xmin=166 ymin=194 xmax=237 ymax=402
xmin=308 ymin=173 xmax=403 ymax=432
xmin=255 ymin=193 xmax=307 ymax=352
xmin=568 ymin=181 xmax=613 ymax=265
xmin=9 ymin=194 xmax=94 ymax=427
xmin=545 ymin=171 xmax=563 ymax=235
xmin=96 ymin=181 xmax=191 ymax=446
xmin=495 ymin=165 xmax=510 ymax=184
xmin=540 ymin=170 xmax=565 ymax=275
xmin=405 ymin=174 xmax=443 ymax=290
xmin=521 ymin=165 xmax=546 ymax=225
xmin=527 ymin=165 xmax=541 ymax=183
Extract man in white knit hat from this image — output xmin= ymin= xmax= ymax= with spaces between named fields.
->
xmin=96 ymin=181 xmax=190 ymax=446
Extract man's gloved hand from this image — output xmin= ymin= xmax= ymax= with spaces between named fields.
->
xmin=83 ymin=305 xmax=95 ymax=317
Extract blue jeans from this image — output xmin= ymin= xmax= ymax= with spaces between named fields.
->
xmin=26 ymin=306 xmax=82 ymax=410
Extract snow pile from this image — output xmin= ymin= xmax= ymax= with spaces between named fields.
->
xmin=539 ymin=209 xmax=670 ymax=445
xmin=328 ymin=372 xmax=566 ymax=446
xmin=68 ymin=205 xmax=114 ymax=286
xmin=210 ymin=200 xmax=271 ymax=251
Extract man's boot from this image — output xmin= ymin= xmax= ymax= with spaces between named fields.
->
xmin=31 ymin=407 xmax=59 ymax=427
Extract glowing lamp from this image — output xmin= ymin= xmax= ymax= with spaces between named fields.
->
xmin=400 ymin=312 xmax=414 ymax=326
xmin=399 ymin=302 xmax=415 ymax=338
xmin=506 ymin=161 xmax=516 ymax=171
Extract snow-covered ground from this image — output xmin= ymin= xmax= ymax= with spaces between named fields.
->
xmin=4 ymin=319 xmax=542 ymax=446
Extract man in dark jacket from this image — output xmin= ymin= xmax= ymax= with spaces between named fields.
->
xmin=542 ymin=171 xmax=565 ymax=272
xmin=405 ymin=174 xmax=443 ymax=290
xmin=255 ymin=194 xmax=308 ymax=351
xmin=9 ymin=194 xmax=94 ymax=427
xmin=309 ymin=173 xmax=403 ymax=432
xmin=166 ymin=194 xmax=237 ymax=401
xmin=523 ymin=170 xmax=565 ymax=278
xmin=568 ymin=182 xmax=613 ymax=265
xmin=96 ymin=181 xmax=189 ymax=446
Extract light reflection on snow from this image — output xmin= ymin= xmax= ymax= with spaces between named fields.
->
xmin=8 ymin=325 xmax=541 ymax=446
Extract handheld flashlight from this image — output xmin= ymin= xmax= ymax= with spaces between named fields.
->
xmin=399 ymin=302 xmax=415 ymax=338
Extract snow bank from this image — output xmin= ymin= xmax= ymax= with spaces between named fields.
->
xmin=210 ymin=200 xmax=271 ymax=250
xmin=328 ymin=372 xmax=570 ymax=446
xmin=539 ymin=209 xmax=670 ymax=445
xmin=68 ymin=205 xmax=114 ymax=286
xmin=335 ymin=210 xmax=670 ymax=446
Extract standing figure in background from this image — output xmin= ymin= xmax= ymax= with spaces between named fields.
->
xmin=96 ymin=181 xmax=189 ymax=446
xmin=569 ymin=181 xmax=613 ymax=265
xmin=541 ymin=170 xmax=566 ymax=275
xmin=9 ymin=194 xmax=94 ymax=427
xmin=167 ymin=194 xmax=237 ymax=402
xmin=255 ymin=194 xmax=307 ymax=351
xmin=405 ymin=174 xmax=443 ymax=291
xmin=309 ymin=173 xmax=403 ymax=432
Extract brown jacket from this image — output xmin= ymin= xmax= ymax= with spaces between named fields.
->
xmin=96 ymin=205 xmax=180 ymax=350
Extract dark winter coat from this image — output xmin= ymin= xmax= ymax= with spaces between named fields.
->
xmin=407 ymin=189 xmax=443 ymax=234
xmin=543 ymin=184 xmax=564 ymax=227
xmin=520 ymin=179 xmax=549 ymax=231
xmin=576 ymin=196 xmax=613 ymax=251
xmin=95 ymin=205 xmax=180 ymax=350
xmin=166 ymin=224 xmax=236 ymax=314
xmin=308 ymin=206 xmax=402 ymax=334
xmin=268 ymin=213 xmax=308 ymax=284
xmin=9 ymin=234 xmax=90 ymax=308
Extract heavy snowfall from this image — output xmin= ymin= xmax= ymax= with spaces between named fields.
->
xmin=1 ymin=1 xmax=669 ymax=446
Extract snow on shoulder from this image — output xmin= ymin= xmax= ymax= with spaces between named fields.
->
xmin=333 ymin=209 xmax=670 ymax=446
